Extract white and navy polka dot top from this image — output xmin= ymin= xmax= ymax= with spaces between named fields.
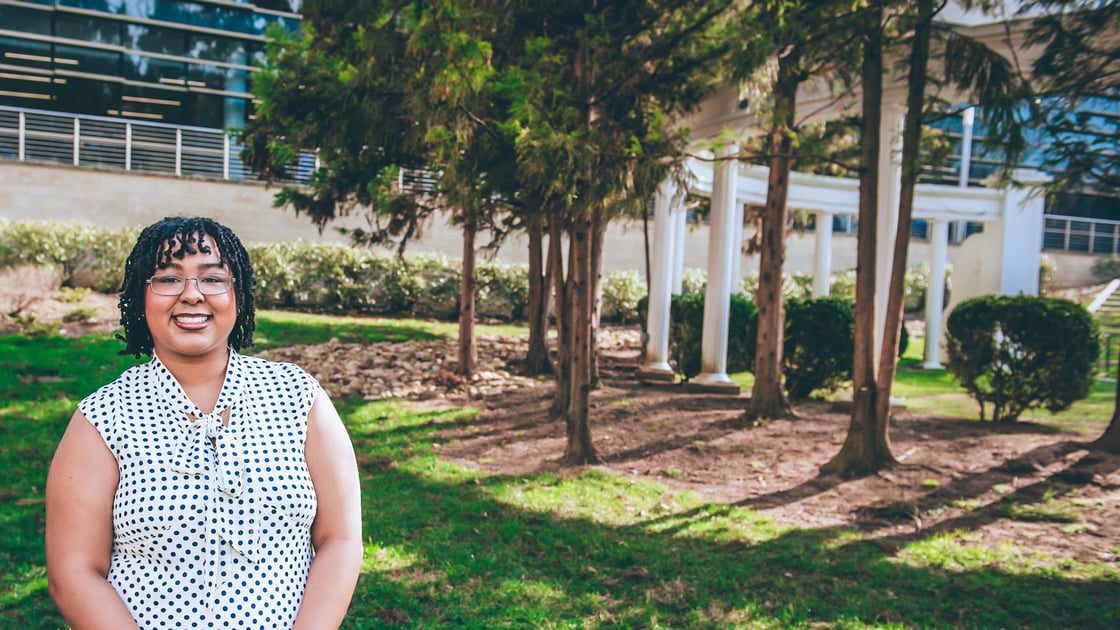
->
xmin=78 ymin=350 xmax=321 ymax=629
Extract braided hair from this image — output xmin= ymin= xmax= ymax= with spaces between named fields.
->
xmin=117 ymin=217 xmax=256 ymax=358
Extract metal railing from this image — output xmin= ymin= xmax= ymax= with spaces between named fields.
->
xmin=1044 ymin=213 xmax=1120 ymax=255
xmin=0 ymin=105 xmax=314 ymax=184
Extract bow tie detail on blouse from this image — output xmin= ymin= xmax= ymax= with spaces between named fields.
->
xmin=172 ymin=410 xmax=244 ymax=497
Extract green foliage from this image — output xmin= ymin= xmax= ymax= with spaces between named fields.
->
xmin=783 ymin=297 xmax=854 ymax=399
xmin=0 ymin=219 xmax=137 ymax=291
xmin=601 ymin=269 xmax=647 ymax=324
xmin=1091 ymin=256 xmax=1120 ymax=283
xmin=669 ymin=293 xmax=757 ymax=380
xmin=944 ymin=295 xmax=1100 ymax=423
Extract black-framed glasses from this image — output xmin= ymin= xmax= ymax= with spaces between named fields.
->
xmin=146 ymin=274 xmax=234 ymax=296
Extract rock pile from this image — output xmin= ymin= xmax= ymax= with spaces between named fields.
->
xmin=255 ymin=327 xmax=643 ymax=402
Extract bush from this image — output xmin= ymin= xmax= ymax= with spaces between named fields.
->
xmin=783 ymin=297 xmax=854 ymax=399
xmin=1091 ymin=256 xmax=1120 ymax=283
xmin=944 ymin=295 xmax=1099 ymax=423
xmin=669 ymin=293 xmax=756 ymax=380
xmin=0 ymin=219 xmax=136 ymax=291
xmin=601 ymin=269 xmax=647 ymax=324
xmin=477 ymin=261 xmax=529 ymax=321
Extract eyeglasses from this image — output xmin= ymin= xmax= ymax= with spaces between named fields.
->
xmin=146 ymin=274 xmax=234 ymax=296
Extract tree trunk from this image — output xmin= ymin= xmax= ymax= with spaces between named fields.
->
xmin=1093 ymin=376 xmax=1120 ymax=452
xmin=457 ymin=222 xmax=477 ymax=376
xmin=526 ymin=211 xmax=553 ymax=375
xmin=874 ymin=0 xmax=933 ymax=432
xmin=561 ymin=212 xmax=599 ymax=465
xmin=589 ymin=204 xmax=606 ymax=388
xmin=746 ymin=47 xmax=799 ymax=422
xmin=550 ymin=213 xmax=572 ymax=420
xmin=822 ymin=0 xmax=896 ymax=476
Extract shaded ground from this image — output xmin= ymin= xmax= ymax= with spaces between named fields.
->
xmin=8 ymin=286 xmax=1118 ymax=565
xmin=438 ymin=342 xmax=1120 ymax=565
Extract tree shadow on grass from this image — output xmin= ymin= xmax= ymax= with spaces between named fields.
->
xmin=348 ymin=402 xmax=1120 ymax=629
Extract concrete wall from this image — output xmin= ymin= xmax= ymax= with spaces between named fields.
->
xmin=0 ymin=160 xmax=1099 ymax=287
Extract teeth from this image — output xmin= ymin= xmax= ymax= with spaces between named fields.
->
xmin=174 ymin=315 xmax=209 ymax=324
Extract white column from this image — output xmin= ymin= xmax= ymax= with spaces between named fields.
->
xmin=923 ymin=219 xmax=949 ymax=368
xmin=640 ymin=179 xmax=680 ymax=382
xmin=813 ymin=211 xmax=833 ymax=297
xmin=671 ymin=207 xmax=686 ymax=294
xmin=996 ymin=170 xmax=1045 ymax=296
xmin=691 ymin=144 xmax=741 ymax=393
xmin=730 ymin=201 xmax=744 ymax=295
xmin=72 ymin=118 xmax=80 ymax=166
xmin=874 ymin=104 xmax=905 ymax=361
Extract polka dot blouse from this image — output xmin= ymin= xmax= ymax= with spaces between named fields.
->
xmin=78 ymin=350 xmax=321 ymax=629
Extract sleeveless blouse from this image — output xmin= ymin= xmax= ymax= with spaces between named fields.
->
xmin=78 ymin=350 xmax=321 ymax=629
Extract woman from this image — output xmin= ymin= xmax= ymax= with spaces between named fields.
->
xmin=46 ymin=217 xmax=363 ymax=629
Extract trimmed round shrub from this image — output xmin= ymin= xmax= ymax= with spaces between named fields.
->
xmin=945 ymin=295 xmax=1099 ymax=423
xmin=783 ymin=296 xmax=854 ymax=399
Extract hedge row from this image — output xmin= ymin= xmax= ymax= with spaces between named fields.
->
xmin=0 ymin=219 xmax=948 ymax=323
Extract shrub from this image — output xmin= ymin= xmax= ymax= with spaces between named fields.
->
xmin=783 ymin=297 xmax=854 ymax=399
xmin=669 ymin=293 xmax=757 ymax=380
xmin=477 ymin=261 xmax=529 ymax=321
xmin=944 ymin=295 xmax=1099 ymax=422
xmin=1091 ymin=256 xmax=1120 ymax=283
xmin=0 ymin=219 xmax=136 ymax=291
xmin=601 ymin=269 xmax=647 ymax=324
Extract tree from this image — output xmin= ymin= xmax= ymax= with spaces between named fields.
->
xmin=823 ymin=0 xmax=1030 ymax=474
xmin=242 ymin=1 xmax=517 ymax=378
xmin=735 ymin=1 xmax=865 ymax=422
xmin=507 ymin=0 xmax=737 ymax=463
xmin=1018 ymin=0 xmax=1120 ymax=450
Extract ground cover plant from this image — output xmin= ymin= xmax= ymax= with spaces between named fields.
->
xmin=2 ymin=302 xmax=1118 ymax=628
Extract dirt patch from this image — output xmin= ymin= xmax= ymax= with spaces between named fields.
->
xmin=437 ymin=343 xmax=1120 ymax=565
xmin=7 ymin=286 xmax=1119 ymax=564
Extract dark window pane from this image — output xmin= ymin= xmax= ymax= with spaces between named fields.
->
xmin=55 ymin=13 xmax=122 ymax=46
xmin=0 ymin=5 xmax=52 ymax=35
xmin=123 ymin=53 xmax=186 ymax=86
xmin=0 ymin=73 xmax=55 ymax=107
xmin=187 ymin=63 xmax=249 ymax=93
xmin=185 ymin=34 xmax=252 ymax=64
xmin=54 ymin=75 xmax=118 ymax=117
xmin=0 ymin=36 xmax=53 ymax=70
xmin=120 ymin=85 xmax=184 ymax=124
xmin=123 ymin=23 xmax=187 ymax=56
xmin=55 ymin=43 xmax=121 ymax=76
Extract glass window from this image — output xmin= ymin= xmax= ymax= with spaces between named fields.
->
xmin=0 ymin=36 xmax=54 ymax=70
xmin=0 ymin=6 xmax=52 ymax=35
xmin=53 ymin=75 xmax=119 ymax=117
xmin=186 ymin=34 xmax=251 ymax=64
xmin=56 ymin=43 xmax=121 ymax=77
xmin=123 ymin=53 xmax=186 ymax=86
xmin=254 ymin=0 xmax=302 ymax=14
xmin=187 ymin=63 xmax=249 ymax=93
xmin=55 ymin=13 xmax=123 ymax=46
xmin=0 ymin=73 xmax=55 ymax=106
xmin=120 ymin=84 xmax=183 ymax=124
xmin=123 ymin=23 xmax=187 ymax=57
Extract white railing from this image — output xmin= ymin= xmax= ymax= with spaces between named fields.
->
xmin=1044 ymin=213 xmax=1120 ymax=255
xmin=0 ymin=105 xmax=314 ymax=184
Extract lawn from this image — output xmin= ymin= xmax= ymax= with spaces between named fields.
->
xmin=2 ymin=313 xmax=1118 ymax=628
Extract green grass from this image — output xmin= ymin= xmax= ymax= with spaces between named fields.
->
xmin=2 ymin=313 xmax=1119 ymax=628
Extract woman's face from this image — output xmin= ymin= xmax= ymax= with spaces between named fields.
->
xmin=144 ymin=234 xmax=238 ymax=363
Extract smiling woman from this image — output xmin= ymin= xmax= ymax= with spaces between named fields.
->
xmin=44 ymin=216 xmax=363 ymax=630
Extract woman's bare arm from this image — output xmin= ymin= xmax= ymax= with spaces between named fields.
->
xmin=293 ymin=393 xmax=363 ymax=630
xmin=45 ymin=409 xmax=139 ymax=630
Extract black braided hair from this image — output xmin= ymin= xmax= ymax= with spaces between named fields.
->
xmin=117 ymin=217 xmax=256 ymax=358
